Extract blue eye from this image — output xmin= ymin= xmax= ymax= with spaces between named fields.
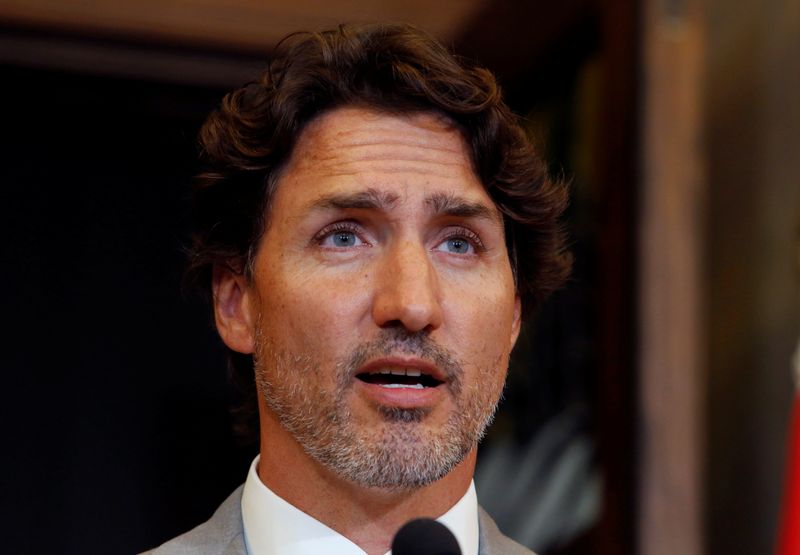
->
xmin=445 ymin=238 xmax=470 ymax=254
xmin=332 ymin=231 xmax=358 ymax=247
xmin=435 ymin=236 xmax=475 ymax=254
xmin=317 ymin=225 xmax=366 ymax=248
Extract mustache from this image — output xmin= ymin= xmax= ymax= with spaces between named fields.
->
xmin=342 ymin=328 xmax=464 ymax=394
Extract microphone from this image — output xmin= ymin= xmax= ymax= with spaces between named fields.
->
xmin=391 ymin=518 xmax=462 ymax=555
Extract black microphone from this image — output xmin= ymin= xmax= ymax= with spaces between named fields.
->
xmin=391 ymin=518 xmax=462 ymax=555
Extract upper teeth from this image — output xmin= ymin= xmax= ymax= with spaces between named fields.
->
xmin=374 ymin=369 xmax=422 ymax=377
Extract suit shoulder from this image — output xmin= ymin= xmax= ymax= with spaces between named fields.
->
xmin=139 ymin=486 xmax=246 ymax=555
xmin=478 ymin=506 xmax=537 ymax=555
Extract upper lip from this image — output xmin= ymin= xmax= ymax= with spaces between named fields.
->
xmin=356 ymin=356 xmax=447 ymax=383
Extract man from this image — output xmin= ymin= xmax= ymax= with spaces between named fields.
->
xmin=145 ymin=23 xmax=571 ymax=555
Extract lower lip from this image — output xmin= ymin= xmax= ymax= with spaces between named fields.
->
xmin=355 ymin=379 xmax=445 ymax=409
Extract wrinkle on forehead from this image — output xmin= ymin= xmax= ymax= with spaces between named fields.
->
xmin=285 ymin=108 xmax=474 ymax=180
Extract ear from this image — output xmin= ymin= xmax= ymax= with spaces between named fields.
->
xmin=212 ymin=264 xmax=256 ymax=354
xmin=509 ymin=295 xmax=522 ymax=350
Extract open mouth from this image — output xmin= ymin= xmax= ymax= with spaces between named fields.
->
xmin=356 ymin=368 xmax=444 ymax=389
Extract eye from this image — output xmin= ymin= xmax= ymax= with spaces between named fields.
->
xmin=316 ymin=222 xmax=368 ymax=248
xmin=441 ymin=237 xmax=472 ymax=254
xmin=434 ymin=228 xmax=483 ymax=255
xmin=329 ymin=231 xmax=360 ymax=247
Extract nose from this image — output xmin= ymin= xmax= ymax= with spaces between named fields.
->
xmin=371 ymin=240 xmax=444 ymax=333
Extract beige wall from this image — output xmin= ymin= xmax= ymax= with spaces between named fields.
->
xmin=639 ymin=1 xmax=705 ymax=553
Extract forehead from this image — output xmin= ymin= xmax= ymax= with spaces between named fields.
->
xmin=271 ymin=107 xmax=499 ymax=218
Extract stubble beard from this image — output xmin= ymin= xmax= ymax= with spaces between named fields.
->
xmin=253 ymin=325 xmax=506 ymax=490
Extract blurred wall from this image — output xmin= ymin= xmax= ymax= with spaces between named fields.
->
xmin=705 ymin=0 xmax=800 ymax=553
xmin=639 ymin=0 xmax=800 ymax=552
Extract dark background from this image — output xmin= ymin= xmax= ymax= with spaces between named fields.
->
xmin=0 ymin=66 xmax=257 ymax=550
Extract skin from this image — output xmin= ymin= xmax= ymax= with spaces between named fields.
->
xmin=213 ymin=107 xmax=522 ymax=554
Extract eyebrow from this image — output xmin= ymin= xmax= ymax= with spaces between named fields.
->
xmin=308 ymin=188 xmax=498 ymax=222
xmin=424 ymin=192 xmax=496 ymax=221
xmin=310 ymin=188 xmax=400 ymax=211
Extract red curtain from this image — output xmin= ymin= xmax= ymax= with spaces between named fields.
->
xmin=778 ymin=392 xmax=800 ymax=555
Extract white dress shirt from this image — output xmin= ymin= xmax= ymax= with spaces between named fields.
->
xmin=241 ymin=456 xmax=479 ymax=555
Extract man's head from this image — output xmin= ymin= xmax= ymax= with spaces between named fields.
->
xmin=187 ymin=23 xmax=571 ymax=489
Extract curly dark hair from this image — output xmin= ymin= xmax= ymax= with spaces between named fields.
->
xmin=186 ymin=23 xmax=572 ymax=441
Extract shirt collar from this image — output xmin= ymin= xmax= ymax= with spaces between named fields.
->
xmin=241 ymin=455 xmax=479 ymax=555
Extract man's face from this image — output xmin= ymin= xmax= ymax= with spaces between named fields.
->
xmin=228 ymin=107 xmax=521 ymax=489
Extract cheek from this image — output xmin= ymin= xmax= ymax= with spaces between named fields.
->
xmin=446 ymin=285 xmax=516 ymax=399
xmin=445 ymin=272 xmax=517 ymax=351
xmin=256 ymin=267 xmax=372 ymax=353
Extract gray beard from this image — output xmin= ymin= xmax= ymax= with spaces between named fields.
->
xmin=253 ymin=326 xmax=504 ymax=490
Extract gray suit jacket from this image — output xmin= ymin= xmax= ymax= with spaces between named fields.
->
xmin=142 ymin=486 xmax=535 ymax=555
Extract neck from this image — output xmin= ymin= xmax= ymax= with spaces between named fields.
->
xmin=257 ymin=409 xmax=476 ymax=555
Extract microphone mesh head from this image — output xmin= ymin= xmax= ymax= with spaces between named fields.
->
xmin=391 ymin=518 xmax=462 ymax=555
